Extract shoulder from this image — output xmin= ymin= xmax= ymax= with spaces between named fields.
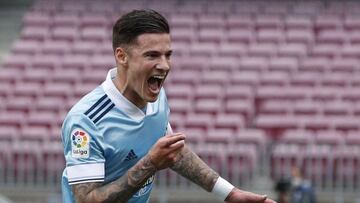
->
xmin=66 ymin=86 xmax=115 ymax=125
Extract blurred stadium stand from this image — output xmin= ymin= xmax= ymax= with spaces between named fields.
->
xmin=1 ymin=0 xmax=360 ymax=202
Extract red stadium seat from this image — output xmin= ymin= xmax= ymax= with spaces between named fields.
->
xmin=239 ymin=57 xmax=268 ymax=72
xmin=257 ymin=29 xmax=284 ymax=44
xmin=259 ymin=100 xmax=292 ymax=116
xmin=27 ymin=111 xmax=59 ymax=129
xmin=11 ymin=40 xmax=39 ymax=56
xmin=194 ymin=84 xmax=223 ymax=100
xmin=315 ymin=15 xmax=342 ymax=31
xmin=0 ymin=111 xmax=25 ymax=129
xmin=60 ymin=54 xmax=88 ymax=70
xmin=71 ymin=41 xmax=98 ymax=56
xmin=214 ymin=113 xmax=245 ymax=132
xmin=293 ymin=100 xmax=321 ymax=116
xmin=184 ymin=113 xmax=213 ymax=131
xmin=225 ymin=99 xmax=254 ymax=123
xmin=208 ymin=57 xmax=238 ymax=72
xmin=248 ymin=43 xmax=277 ymax=58
xmin=311 ymin=44 xmax=340 ymax=58
xmin=198 ymin=15 xmax=224 ymax=30
xmin=285 ymin=16 xmax=313 ymax=30
xmin=277 ymin=43 xmax=307 ymax=59
xmin=254 ymin=115 xmax=298 ymax=138
xmin=5 ymin=96 xmax=34 ymax=114
xmin=52 ymin=13 xmax=79 ymax=28
xmin=259 ymin=71 xmax=290 ymax=86
xmin=81 ymin=28 xmax=108 ymax=42
xmin=2 ymin=54 xmax=29 ymax=70
xmin=168 ymin=97 xmax=192 ymax=115
xmin=200 ymin=70 xmax=229 ymax=85
xmin=194 ymin=98 xmax=222 ymax=115
xmin=23 ymin=69 xmax=50 ymax=84
xmin=20 ymin=27 xmax=49 ymax=42
xmin=0 ymin=126 xmax=18 ymax=143
xmin=23 ymin=12 xmax=51 ymax=28
xmin=189 ymin=43 xmax=217 ymax=58
xmin=230 ymin=71 xmax=260 ymax=87
xmin=299 ymin=57 xmax=329 ymax=73
xmin=79 ymin=14 xmax=108 ymax=28
xmin=20 ymin=126 xmax=48 ymax=142
xmin=256 ymin=15 xmax=282 ymax=30
xmin=51 ymin=27 xmax=78 ymax=42
xmin=226 ymin=15 xmax=253 ymax=29
xmin=286 ymin=29 xmax=314 ymax=44
xmin=31 ymin=55 xmax=61 ymax=71
xmin=165 ymin=83 xmax=193 ymax=99
xmin=205 ymin=128 xmax=234 ymax=144
xmin=170 ymin=14 xmax=196 ymax=29
xmin=218 ymin=43 xmax=247 ymax=58
xmin=227 ymin=29 xmax=254 ymax=44
xmin=14 ymin=82 xmax=42 ymax=98
xmin=43 ymin=82 xmax=72 ymax=99
xmin=290 ymin=72 xmax=319 ymax=87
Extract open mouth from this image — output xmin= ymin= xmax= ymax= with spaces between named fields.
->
xmin=147 ymin=75 xmax=165 ymax=94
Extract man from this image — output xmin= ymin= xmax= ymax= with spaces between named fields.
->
xmin=61 ymin=9 xmax=276 ymax=203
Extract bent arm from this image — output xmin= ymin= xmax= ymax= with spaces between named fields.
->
xmin=170 ymin=145 xmax=219 ymax=192
xmin=72 ymin=155 xmax=156 ymax=203
xmin=72 ymin=133 xmax=185 ymax=203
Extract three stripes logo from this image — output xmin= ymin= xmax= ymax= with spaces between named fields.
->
xmin=124 ymin=149 xmax=138 ymax=161
xmin=84 ymin=95 xmax=115 ymax=124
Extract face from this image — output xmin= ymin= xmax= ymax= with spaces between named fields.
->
xmin=115 ymin=33 xmax=172 ymax=108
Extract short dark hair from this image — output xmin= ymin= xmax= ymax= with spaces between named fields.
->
xmin=112 ymin=10 xmax=170 ymax=51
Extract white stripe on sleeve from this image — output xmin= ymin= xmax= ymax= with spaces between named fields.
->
xmin=67 ymin=163 xmax=105 ymax=185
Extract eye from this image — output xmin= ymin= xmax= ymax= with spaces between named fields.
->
xmin=145 ymin=51 xmax=160 ymax=59
xmin=165 ymin=52 xmax=172 ymax=60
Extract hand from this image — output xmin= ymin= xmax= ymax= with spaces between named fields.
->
xmin=225 ymin=188 xmax=277 ymax=203
xmin=148 ymin=133 xmax=186 ymax=170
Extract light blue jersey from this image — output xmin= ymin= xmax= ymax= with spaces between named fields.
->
xmin=61 ymin=68 xmax=170 ymax=203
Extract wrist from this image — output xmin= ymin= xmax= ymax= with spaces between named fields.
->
xmin=127 ymin=155 xmax=157 ymax=187
xmin=211 ymin=176 xmax=235 ymax=201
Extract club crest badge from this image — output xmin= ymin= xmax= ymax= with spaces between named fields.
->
xmin=71 ymin=129 xmax=90 ymax=158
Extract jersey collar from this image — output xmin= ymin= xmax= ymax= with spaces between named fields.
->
xmin=102 ymin=68 xmax=153 ymax=121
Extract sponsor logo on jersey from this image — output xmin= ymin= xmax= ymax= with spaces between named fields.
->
xmin=71 ymin=129 xmax=90 ymax=158
xmin=133 ymin=175 xmax=155 ymax=197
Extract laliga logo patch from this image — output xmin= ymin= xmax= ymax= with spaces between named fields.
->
xmin=71 ymin=129 xmax=90 ymax=158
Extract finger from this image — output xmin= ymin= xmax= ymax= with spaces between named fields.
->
xmin=162 ymin=134 xmax=185 ymax=147
xmin=168 ymin=139 xmax=185 ymax=151
xmin=264 ymin=198 xmax=277 ymax=203
xmin=164 ymin=132 xmax=183 ymax=137
xmin=244 ymin=193 xmax=267 ymax=202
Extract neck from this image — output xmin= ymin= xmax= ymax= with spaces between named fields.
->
xmin=113 ymin=69 xmax=147 ymax=109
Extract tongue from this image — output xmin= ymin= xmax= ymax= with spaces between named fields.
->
xmin=148 ymin=77 xmax=159 ymax=92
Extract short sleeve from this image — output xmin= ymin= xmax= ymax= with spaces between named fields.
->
xmin=62 ymin=113 xmax=105 ymax=185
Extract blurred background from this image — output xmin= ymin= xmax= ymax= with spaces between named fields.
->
xmin=0 ymin=0 xmax=360 ymax=202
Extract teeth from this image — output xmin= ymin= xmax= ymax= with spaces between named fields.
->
xmin=152 ymin=75 xmax=165 ymax=79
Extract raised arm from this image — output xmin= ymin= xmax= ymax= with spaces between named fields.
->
xmin=72 ymin=133 xmax=185 ymax=203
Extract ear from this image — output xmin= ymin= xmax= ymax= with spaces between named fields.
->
xmin=115 ymin=47 xmax=128 ymax=67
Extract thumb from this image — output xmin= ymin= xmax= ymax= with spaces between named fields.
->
xmin=244 ymin=192 xmax=267 ymax=202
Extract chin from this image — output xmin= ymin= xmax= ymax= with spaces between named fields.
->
xmin=145 ymin=94 xmax=159 ymax=103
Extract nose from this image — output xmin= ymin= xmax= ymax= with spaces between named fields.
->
xmin=156 ymin=57 xmax=170 ymax=71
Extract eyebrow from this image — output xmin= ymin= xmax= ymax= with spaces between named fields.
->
xmin=142 ymin=50 xmax=173 ymax=56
